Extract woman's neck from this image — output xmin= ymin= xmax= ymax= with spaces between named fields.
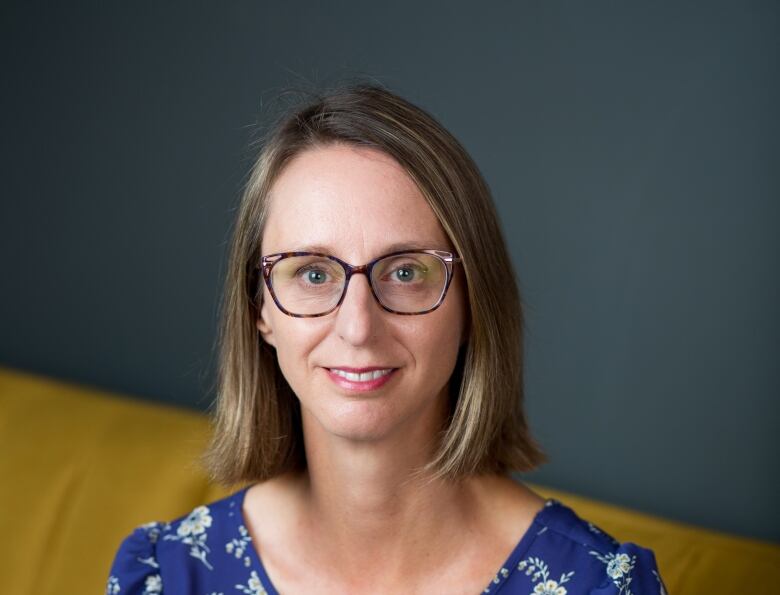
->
xmin=289 ymin=403 xmax=483 ymax=587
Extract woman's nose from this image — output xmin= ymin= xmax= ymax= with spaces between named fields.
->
xmin=333 ymin=273 xmax=382 ymax=344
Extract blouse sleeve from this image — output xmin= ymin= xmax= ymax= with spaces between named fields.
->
xmin=106 ymin=522 xmax=165 ymax=595
xmin=588 ymin=542 xmax=669 ymax=595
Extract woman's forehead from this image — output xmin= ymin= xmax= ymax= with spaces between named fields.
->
xmin=262 ymin=145 xmax=451 ymax=256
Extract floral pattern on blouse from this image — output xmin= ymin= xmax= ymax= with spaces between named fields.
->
xmin=235 ymin=570 xmax=268 ymax=594
xmin=589 ymin=550 xmax=636 ymax=593
xmin=226 ymin=523 xmax=254 ymax=568
xmin=516 ymin=556 xmax=575 ymax=594
xmin=161 ymin=505 xmax=215 ymax=570
xmin=107 ymin=486 xmax=668 ymax=594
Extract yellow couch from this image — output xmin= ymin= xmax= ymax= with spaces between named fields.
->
xmin=1 ymin=365 xmax=777 ymax=594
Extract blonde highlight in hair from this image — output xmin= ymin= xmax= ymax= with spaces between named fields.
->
xmin=199 ymin=80 xmax=547 ymax=489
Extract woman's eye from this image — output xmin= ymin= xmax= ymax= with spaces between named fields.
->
xmin=394 ymin=266 xmax=415 ymax=281
xmin=297 ymin=267 xmax=329 ymax=284
xmin=390 ymin=264 xmax=425 ymax=282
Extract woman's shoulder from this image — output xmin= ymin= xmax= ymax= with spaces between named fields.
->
xmin=106 ymin=520 xmax=167 ymax=595
xmin=106 ymin=487 xmax=253 ymax=593
xmin=493 ymin=497 xmax=668 ymax=594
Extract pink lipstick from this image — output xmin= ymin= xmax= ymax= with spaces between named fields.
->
xmin=325 ymin=367 xmax=398 ymax=392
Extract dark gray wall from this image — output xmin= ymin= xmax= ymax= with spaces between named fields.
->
xmin=2 ymin=2 xmax=777 ymax=542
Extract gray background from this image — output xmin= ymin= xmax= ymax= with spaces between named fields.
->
xmin=2 ymin=2 xmax=777 ymax=542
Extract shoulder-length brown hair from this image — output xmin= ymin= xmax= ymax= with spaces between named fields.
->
xmin=199 ymin=81 xmax=546 ymax=489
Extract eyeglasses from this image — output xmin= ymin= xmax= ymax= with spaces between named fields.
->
xmin=258 ymin=249 xmax=462 ymax=317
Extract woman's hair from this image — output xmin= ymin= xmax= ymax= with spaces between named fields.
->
xmin=199 ymin=80 xmax=547 ymax=488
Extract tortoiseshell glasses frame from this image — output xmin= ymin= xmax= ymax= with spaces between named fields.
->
xmin=258 ymin=249 xmax=462 ymax=317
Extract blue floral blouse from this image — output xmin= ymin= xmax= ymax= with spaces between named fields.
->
xmin=107 ymin=485 xmax=669 ymax=594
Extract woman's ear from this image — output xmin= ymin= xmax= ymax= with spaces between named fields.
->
xmin=256 ymin=299 xmax=276 ymax=348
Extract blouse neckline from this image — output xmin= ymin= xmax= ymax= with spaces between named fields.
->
xmin=235 ymin=484 xmax=557 ymax=595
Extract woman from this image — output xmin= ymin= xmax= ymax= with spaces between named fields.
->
xmin=107 ymin=83 xmax=667 ymax=594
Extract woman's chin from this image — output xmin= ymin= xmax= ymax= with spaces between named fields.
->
xmin=303 ymin=400 xmax=405 ymax=443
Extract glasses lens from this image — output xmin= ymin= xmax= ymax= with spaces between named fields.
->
xmin=371 ymin=252 xmax=447 ymax=313
xmin=270 ymin=255 xmax=346 ymax=315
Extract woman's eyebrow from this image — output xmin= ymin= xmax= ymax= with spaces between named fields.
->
xmin=292 ymin=241 xmax=437 ymax=254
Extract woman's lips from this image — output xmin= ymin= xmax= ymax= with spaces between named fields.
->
xmin=325 ymin=367 xmax=398 ymax=392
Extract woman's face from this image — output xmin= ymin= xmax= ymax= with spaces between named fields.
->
xmin=257 ymin=143 xmax=468 ymax=443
